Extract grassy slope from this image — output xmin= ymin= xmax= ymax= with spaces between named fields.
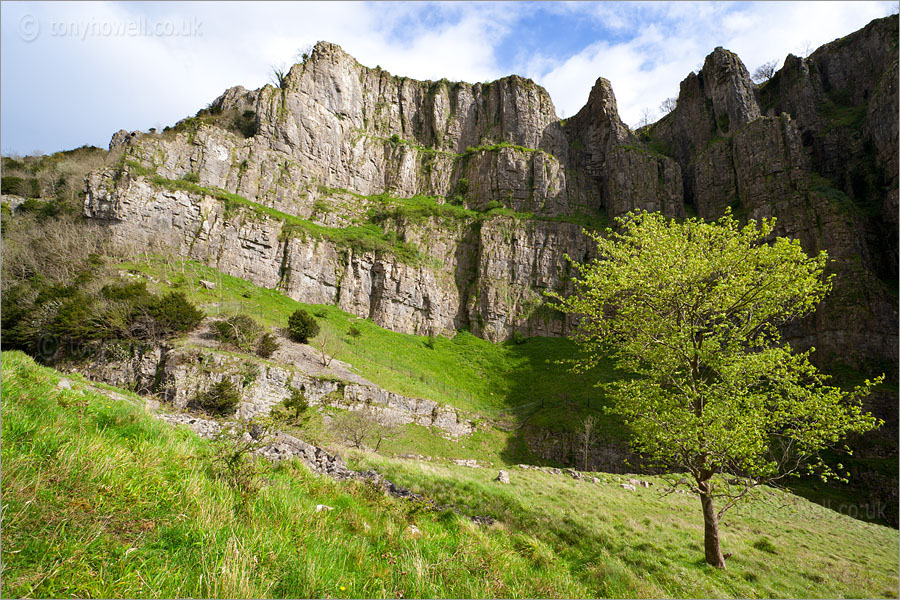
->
xmin=3 ymin=351 xmax=897 ymax=599
xmin=121 ymin=257 xmax=626 ymax=447
xmin=0 ymin=351 xmax=587 ymax=598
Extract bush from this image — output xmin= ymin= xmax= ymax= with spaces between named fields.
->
xmin=191 ymin=379 xmax=241 ymax=415
xmin=212 ymin=314 xmax=263 ymax=352
xmin=232 ymin=110 xmax=258 ymax=138
xmin=510 ymin=330 xmax=527 ymax=345
xmin=347 ymin=324 xmax=362 ymax=338
xmin=181 ymin=172 xmax=200 ymax=183
xmin=287 ymin=309 xmax=319 ymax=343
xmin=283 ymin=387 xmax=310 ymax=422
xmin=150 ymin=291 xmax=204 ymax=334
xmin=256 ymin=332 xmax=280 ymax=358
xmin=1 ymin=176 xmax=40 ymax=198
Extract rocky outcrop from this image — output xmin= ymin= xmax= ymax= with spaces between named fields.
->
xmin=564 ymin=77 xmax=684 ymax=219
xmin=645 ymin=14 xmax=898 ymax=372
xmin=76 ymin=337 xmax=477 ymax=439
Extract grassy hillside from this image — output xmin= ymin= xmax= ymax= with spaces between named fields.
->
xmin=121 ymin=257 xmax=628 ymax=449
xmin=3 ymin=351 xmax=897 ymax=599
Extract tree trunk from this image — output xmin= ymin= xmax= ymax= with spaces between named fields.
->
xmin=698 ymin=480 xmax=727 ymax=568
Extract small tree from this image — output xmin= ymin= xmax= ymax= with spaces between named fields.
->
xmin=256 ymin=332 xmax=280 ymax=358
xmin=580 ymin=415 xmax=598 ymax=471
xmin=658 ymin=96 xmax=677 ymax=114
xmin=752 ymin=60 xmax=778 ymax=84
xmin=551 ymin=210 xmax=881 ymax=568
xmin=635 ymin=107 xmax=655 ymax=129
xmin=150 ymin=291 xmax=204 ymax=334
xmin=190 ymin=379 xmax=242 ymax=416
xmin=287 ymin=309 xmax=319 ymax=343
xmin=212 ymin=314 xmax=263 ymax=352
xmin=270 ymin=64 xmax=289 ymax=89
xmin=283 ymin=386 xmax=310 ymax=423
xmin=318 ymin=330 xmax=335 ymax=367
xmin=331 ymin=407 xmax=395 ymax=452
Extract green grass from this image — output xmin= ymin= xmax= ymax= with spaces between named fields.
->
xmin=0 ymin=351 xmax=591 ymax=598
xmin=4 ymin=351 xmax=897 ymax=599
xmin=352 ymin=453 xmax=900 ymax=599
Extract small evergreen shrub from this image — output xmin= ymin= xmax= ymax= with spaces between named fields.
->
xmin=181 ymin=172 xmax=200 ymax=183
xmin=212 ymin=314 xmax=263 ymax=352
xmin=283 ymin=386 xmax=310 ymax=422
xmin=347 ymin=324 xmax=362 ymax=338
xmin=287 ymin=309 xmax=319 ymax=343
xmin=510 ymin=330 xmax=526 ymax=345
xmin=150 ymin=291 xmax=204 ymax=334
xmin=256 ymin=332 xmax=280 ymax=358
xmin=191 ymin=379 xmax=241 ymax=415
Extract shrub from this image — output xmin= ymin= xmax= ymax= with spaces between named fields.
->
xmin=150 ymin=291 xmax=204 ymax=334
xmin=50 ymin=296 xmax=100 ymax=344
xmin=181 ymin=172 xmax=200 ymax=183
xmin=287 ymin=309 xmax=319 ymax=343
xmin=510 ymin=330 xmax=526 ymax=345
xmin=256 ymin=332 xmax=279 ymax=358
xmin=347 ymin=324 xmax=362 ymax=338
xmin=232 ymin=110 xmax=258 ymax=138
xmin=191 ymin=379 xmax=241 ymax=415
xmin=283 ymin=386 xmax=310 ymax=422
xmin=1 ymin=176 xmax=40 ymax=198
xmin=424 ymin=335 xmax=436 ymax=350
xmin=212 ymin=314 xmax=263 ymax=352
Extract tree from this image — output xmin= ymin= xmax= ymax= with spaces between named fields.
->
xmin=331 ymin=407 xmax=396 ymax=452
xmin=283 ymin=386 xmax=310 ymax=423
xmin=658 ymin=96 xmax=677 ymax=114
xmin=580 ymin=415 xmax=598 ymax=471
xmin=287 ymin=309 xmax=319 ymax=343
xmin=318 ymin=329 xmax=335 ymax=367
xmin=270 ymin=64 xmax=289 ymax=89
xmin=551 ymin=210 xmax=881 ymax=568
xmin=752 ymin=60 xmax=778 ymax=84
xmin=635 ymin=107 xmax=655 ymax=129
xmin=295 ymin=43 xmax=315 ymax=63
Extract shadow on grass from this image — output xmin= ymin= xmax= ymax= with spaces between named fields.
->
xmin=495 ymin=336 xmax=637 ymax=471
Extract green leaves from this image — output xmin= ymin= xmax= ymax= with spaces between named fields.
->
xmin=554 ymin=210 xmax=879 ymax=490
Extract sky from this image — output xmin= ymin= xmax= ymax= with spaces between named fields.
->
xmin=1 ymin=1 xmax=896 ymax=156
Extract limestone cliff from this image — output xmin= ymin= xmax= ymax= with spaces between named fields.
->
xmin=645 ymin=15 xmax=898 ymax=372
xmin=87 ymin=15 xmax=898 ymax=374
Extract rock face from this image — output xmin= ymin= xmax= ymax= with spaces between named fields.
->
xmin=647 ymin=15 xmax=898 ymax=372
xmin=83 ymin=16 xmax=898 ymax=375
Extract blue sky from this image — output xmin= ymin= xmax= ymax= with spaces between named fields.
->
xmin=2 ymin=1 xmax=896 ymax=156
